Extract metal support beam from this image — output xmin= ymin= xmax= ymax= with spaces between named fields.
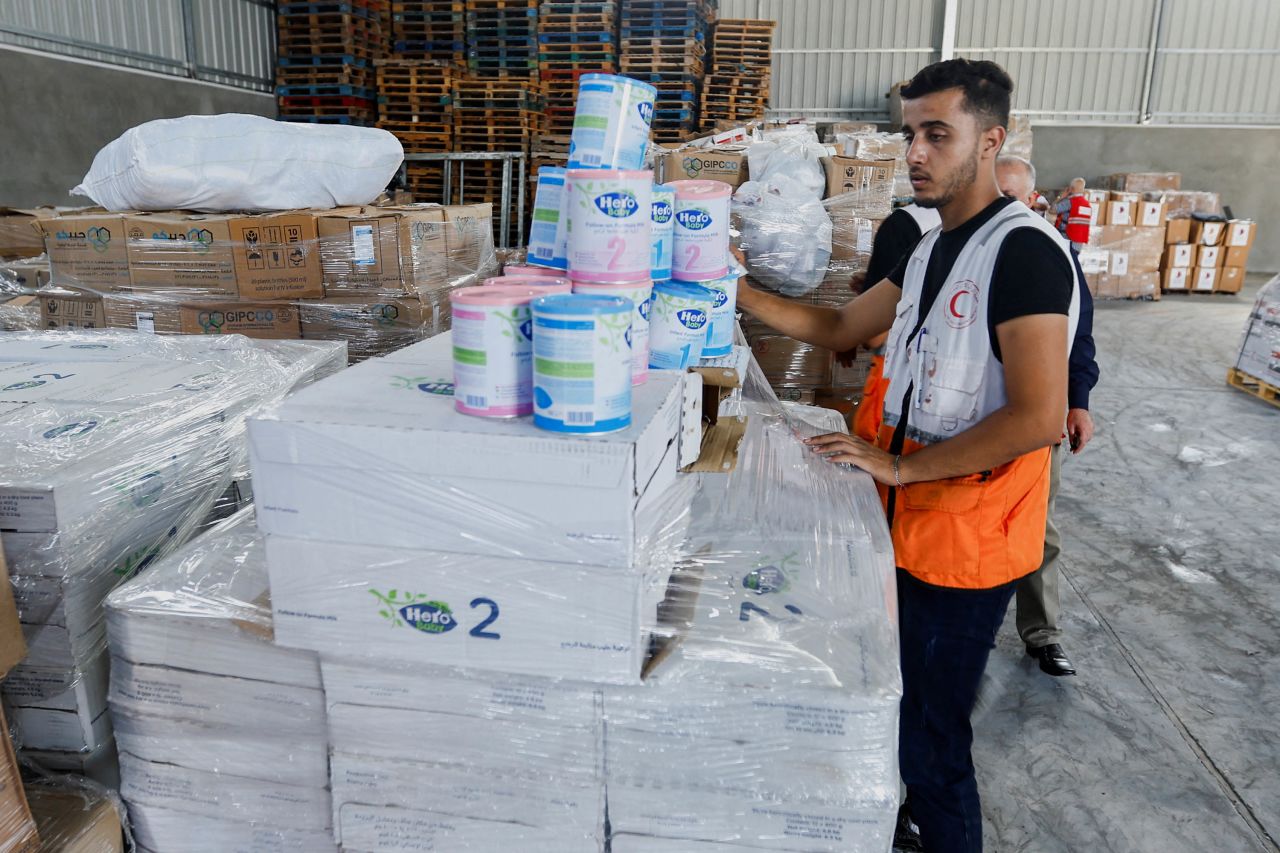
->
xmin=1138 ymin=0 xmax=1167 ymax=124
xmin=180 ymin=0 xmax=199 ymax=79
xmin=939 ymin=0 xmax=958 ymax=61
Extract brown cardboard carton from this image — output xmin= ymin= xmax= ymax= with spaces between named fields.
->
xmin=38 ymin=289 xmax=106 ymax=330
xmin=824 ymin=158 xmax=894 ymax=218
xmin=1192 ymin=266 xmax=1218 ymax=292
xmin=1218 ymin=266 xmax=1246 ymax=294
xmin=1087 ymin=225 xmax=1165 ymax=272
xmin=318 ymin=205 xmax=451 ymax=295
xmin=36 ymin=212 xmax=131 ymax=290
xmin=1136 ymin=200 xmax=1167 ymax=228
xmin=444 ymin=203 xmax=495 ymax=282
xmin=1195 ymin=244 xmax=1224 ymax=268
xmin=0 ymin=260 xmax=50 ymax=291
xmin=1224 ymin=245 xmax=1251 ymax=267
xmin=180 ymin=301 xmax=302 ymax=339
xmin=299 ymin=294 xmax=429 ymax=360
xmin=1103 ymin=200 xmax=1134 ymax=227
xmin=1161 ymin=266 xmax=1190 ymax=291
xmin=124 ymin=213 xmax=238 ymax=296
xmin=228 ymin=212 xmax=323 ymax=300
xmin=829 ymin=213 xmax=882 ymax=263
xmin=661 ymin=147 xmax=750 ymax=188
xmin=0 ymin=541 xmax=25 ymax=679
xmin=1109 ymin=172 xmax=1181 ymax=192
xmin=1190 ymin=219 xmax=1225 ymax=247
xmin=0 ymin=707 xmax=39 ymax=853
xmin=1165 ymin=217 xmax=1192 ymax=244
xmin=0 ymin=208 xmax=53 ymax=259
xmin=1095 ymin=272 xmax=1159 ymax=300
xmin=103 ymin=294 xmax=183 ymax=333
xmin=26 ymin=784 xmax=123 ymax=853
xmin=1224 ymin=219 xmax=1256 ymax=249
xmin=1163 ymin=244 xmax=1194 ymax=269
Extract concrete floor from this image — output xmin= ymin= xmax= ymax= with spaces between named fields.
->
xmin=973 ymin=274 xmax=1280 ymax=852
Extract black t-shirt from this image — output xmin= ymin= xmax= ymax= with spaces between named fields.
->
xmin=862 ymin=208 xmax=923 ymax=292
xmin=887 ymin=197 xmax=1073 ymax=361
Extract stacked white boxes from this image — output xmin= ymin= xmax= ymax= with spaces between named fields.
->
xmin=0 ymin=332 xmax=343 ymax=775
xmin=105 ymin=510 xmax=336 ymax=853
xmin=249 ymin=330 xmax=698 ymax=850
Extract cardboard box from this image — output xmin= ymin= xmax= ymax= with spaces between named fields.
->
xmin=317 ymin=205 xmax=451 ymax=294
xmin=824 ymin=157 xmax=894 ymax=218
xmin=0 ymin=707 xmax=39 ymax=853
xmin=1196 ymin=245 xmax=1224 ymax=268
xmin=249 ymin=335 xmax=691 ymax=567
xmin=336 ymin=803 xmax=594 ymax=853
xmin=1225 ymin=219 xmax=1256 ymax=249
xmin=229 ymin=211 xmax=323 ymax=300
xmin=1193 ymin=266 xmax=1219 ymax=292
xmin=123 ymin=213 xmax=238 ymax=296
xmin=8 ymin=704 xmax=111 ymax=753
xmin=1108 ymin=172 xmax=1181 ymax=192
xmin=1163 ymin=244 xmax=1194 ymax=269
xmin=25 ymin=784 xmax=123 ymax=853
xmin=1137 ymin=200 xmax=1167 ymax=228
xmin=0 ymin=260 xmax=50 ymax=291
xmin=660 ymin=147 xmax=749 ymax=188
xmin=1165 ymin=217 xmax=1192 ymax=244
xmin=1103 ymin=200 xmax=1133 ymax=226
xmin=1218 ymin=266 xmax=1246 ymax=294
xmin=36 ymin=212 xmax=131 ymax=290
xmin=102 ymin=295 xmax=302 ymax=339
xmin=1162 ymin=266 xmax=1189 ymax=292
xmin=1165 ymin=191 xmax=1222 ymax=218
xmin=0 ymin=208 xmax=51 ymax=259
xmin=444 ymin=203 xmax=494 ymax=279
xmin=37 ymin=289 xmax=105 ymax=330
xmin=1087 ymin=225 xmax=1165 ymax=272
xmin=1093 ymin=272 xmax=1160 ymax=300
xmin=103 ymin=294 xmax=182 ymax=334
xmin=0 ymin=539 xmax=25 ymax=678
xmin=127 ymin=803 xmax=337 ymax=853
xmin=829 ymin=213 xmax=881 ymax=263
xmin=1190 ymin=219 xmax=1225 ymax=247
xmin=1224 ymin=245 xmax=1251 ymax=268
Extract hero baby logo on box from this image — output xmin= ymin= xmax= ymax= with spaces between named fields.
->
xmin=675 ymin=208 xmax=712 ymax=231
xmin=370 ymin=590 xmax=503 ymax=640
xmin=676 ymin=307 xmax=707 ymax=330
xmin=594 ymin=191 xmax=639 ymax=219
xmin=390 ymin=375 xmax=454 ymax=396
xmin=652 ymin=199 xmax=673 ymax=224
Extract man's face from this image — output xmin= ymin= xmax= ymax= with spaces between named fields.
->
xmin=902 ymin=88 xmax=993 ymax=209
xmin=996 ymin=163 xmax=1035 ymax=206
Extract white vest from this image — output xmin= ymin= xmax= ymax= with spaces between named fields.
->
xmin=882 ymin=201 xmax=1081 ymax=446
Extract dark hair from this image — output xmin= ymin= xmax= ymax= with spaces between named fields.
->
xmin=900 ymin=59 xmax=1013 ymax=129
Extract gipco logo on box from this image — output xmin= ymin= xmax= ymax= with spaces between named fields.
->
xmin=675 ymin=208 xmax=712 ymax=231
xmin=58 ymin=227 xmax=113 ymax=253
xmin=594 ymin=191 xmax=639 ymax=218
xmin=198 ymin=309 xmax=274 ymax=332
xmin=676 ymin=307 xmax=707 ymax=330
xmin=372 ymin=303 xmax=401 ymax=327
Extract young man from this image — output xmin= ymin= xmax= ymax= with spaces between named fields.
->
xmin=995 ymin=155 xmax=1100 ymax=678
xmin=736 ymin=59 xmax=1080 ymax=852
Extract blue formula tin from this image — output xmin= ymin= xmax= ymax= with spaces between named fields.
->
xmin=566 ymin=73 xmax=657 ymax=170
xmin=526 ymin=166 xmax=569 ymax=271
xmin=647 ymin=280 xmax=714 ymax=370
xmin=532 ymin=293 xmax=633 ymax=434
xmin=700 ymin=268 xmax=741 ymax=358
xmin=650 ymin=183 xmax=674 ymax=281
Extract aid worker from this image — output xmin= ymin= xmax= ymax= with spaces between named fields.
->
xmin=1053 ymin=177 xmax=1093 ymax=251
xmin=735 ymin=59 xmax=1080 ymax=853
xmin=996 ymin=154 xmax=1100 ymax=679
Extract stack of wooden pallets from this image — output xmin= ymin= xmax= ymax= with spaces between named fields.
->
xmin=451 ymin=77 xmax=543 ymax=234
xmin=466 ymin=0 xmax=540 ymax=79
xmin=376 ymin=59 xmax=455 ymax=200
xmin=535 ymin=1 xmax=618 ymax=152
xmin=276 ymin=0 xmax=389 ymax=125
xmin=701 ymin=17 xmax=774 ymax=131
xmin=389 ymin=0 xmax=467 ymax=66
xmin=618 ymin=0 xmax=715 ymax=144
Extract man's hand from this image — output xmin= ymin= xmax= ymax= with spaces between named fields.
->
xmin=1066 ymin=408 xmax=1094 ymax=454
xmin=804 ymin=433 xmax=897 ymax=484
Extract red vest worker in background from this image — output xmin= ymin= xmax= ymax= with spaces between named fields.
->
xmin=1053 ymin=177 xmax=1093 ymax=249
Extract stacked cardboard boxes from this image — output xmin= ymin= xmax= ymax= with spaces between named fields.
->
xmin=1231 ymin=275 xmax=1280 ymax=392
xmin=1160 ymin=217 xmax=1252 ymax=295
xmin=1081 ymin=195 xmax=1168 ymax=300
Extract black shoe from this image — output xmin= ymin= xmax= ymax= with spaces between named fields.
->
xmin=1027 ymin=643 xmax=1077 ymax=677
xmin=893 ymin=806 xmax=925 ymax=852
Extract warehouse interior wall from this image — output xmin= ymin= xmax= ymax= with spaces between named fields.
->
xmin=1032 ymin=125 xmax=1280 ymax=272
xmin=0 ymin=47 xmax=274 ymax=210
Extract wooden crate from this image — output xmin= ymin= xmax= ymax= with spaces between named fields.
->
xmin=1227 ymin=367 xmax=1280 ymax=409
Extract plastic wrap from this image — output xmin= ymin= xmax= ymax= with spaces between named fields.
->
xmin=1163 ymin=190 xmax=1223 ymax=219
xmin=1234 ymin=274 xmax=1280 ymax=387
xmin=22 ymin=775 xmax=125 ymax=852
xmin=72 ymin=114 xmax=404 ymax=212
xmin=1081 ymin=223 xmax=1166 ymax=300
xmin=835 ymin=131 xmax=912 ymax=200
xmin=0 ymin=331 xmax=341 ymax=759
xmin=104 ymin=508 xmax=334 ymax=852
xmin=0 ymin=208 xmax=50 ymax=259
xmin=30 ymin=204 xmax=498 ymax=362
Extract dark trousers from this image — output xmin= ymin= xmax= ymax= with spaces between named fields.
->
xmin=898 ymin=568 xmax=1019 ymax=853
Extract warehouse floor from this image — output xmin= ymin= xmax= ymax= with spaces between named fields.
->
xmin=973 ymin=274 xmax=1280 ymax=852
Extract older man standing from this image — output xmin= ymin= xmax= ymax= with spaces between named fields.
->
xmin=996 ymin=155 xmax=1100 ymax=677
xmin=1053 ymin=176 xmax=1094 ymax=251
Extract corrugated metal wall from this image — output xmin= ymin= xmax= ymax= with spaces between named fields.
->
xmin=0 ymin=0 xmax=273 ymax=91
xmin=720 ymin=0 xmax=1280 ymax=125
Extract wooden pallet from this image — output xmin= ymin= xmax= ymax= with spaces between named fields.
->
xmin=1227 ymin=367 xmax=1280 ymax=409
xmin=388 ymin=129 xmax=454 ymax=151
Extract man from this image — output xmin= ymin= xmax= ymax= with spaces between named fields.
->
xmin=1053 ymin=177 xmax=1093 ymax=250
xmin=995 ymin=155 xmax=1100 ymax=678
xmin=849 ymin=204 xmax=941 ymax=443
xmin=736 ymin=59 xmax=1080 ymax=852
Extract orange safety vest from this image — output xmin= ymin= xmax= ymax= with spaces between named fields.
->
xmin=877 ymin=202 xmax=1080 ymax=590
xmin=1055 ymin=194 xmax=1093 ymax=244
xmin=852 ymin=353 xmax=890 ymax=444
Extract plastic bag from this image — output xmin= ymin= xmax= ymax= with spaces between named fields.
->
xmin=72 ymin=114 xmax=404 ymax=212
xmin=733 ymin=181 xmax=833 ymax=296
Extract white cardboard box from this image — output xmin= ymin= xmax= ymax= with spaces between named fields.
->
xmin=249 ymin=335 xmax=686 ymax=567
xmin=336 ymin=803 xmax=601 ymax=853
xmin=3 ymin=649 xmax=109 ymax=717
xmin=127 ymin=802 xmax=338 ymax=853
xmin=9 ymin=702 xmax=111 ymax=752
xmin=612 ymin=836 xmax=782 ymax=853
xmin=269 ymin=535 xmax=677 ymax=683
